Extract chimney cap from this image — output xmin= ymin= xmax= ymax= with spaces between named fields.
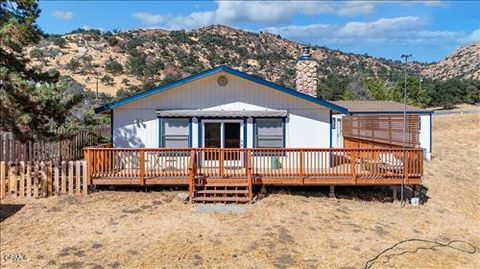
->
xmin=298 ymin=46 xmax=313 ymax=61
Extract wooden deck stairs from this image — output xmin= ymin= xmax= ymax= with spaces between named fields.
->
xmin=187 ymin=150 xmax=254 ymax=204
xmin=191 ymin=178 xmax=251 ymax=204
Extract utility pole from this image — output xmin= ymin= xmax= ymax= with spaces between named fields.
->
xmin=94 ymin=73 xmax=100 ymax=106
xmin=400 ymin=54 xmax=412 ymax=207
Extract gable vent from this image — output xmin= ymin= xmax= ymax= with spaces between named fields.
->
xmin=217 ymin=75 xmax=228 ymax=86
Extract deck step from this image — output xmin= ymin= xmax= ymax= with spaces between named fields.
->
xmin=196 ymin=189 xmax=248 ymax=195
xmin=197 ymin=183 xmax=248 ymax=187
xmin=192 ymin=196 xmax=250 ymax=203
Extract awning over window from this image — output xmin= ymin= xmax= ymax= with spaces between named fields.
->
xmin=155 ymin=109 xmax=288 ymax=118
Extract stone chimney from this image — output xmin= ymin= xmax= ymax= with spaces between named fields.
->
xmin=295 ymin=47 xmax=318 ymax=97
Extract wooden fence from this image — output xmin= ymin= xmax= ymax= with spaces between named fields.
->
xmin=0 ymin=125 xmax=110 ymax=163
xmin=343 ymin=115 xmax=420 ymax=148
xmin=0 ymin=160 xmax=88 ymax=199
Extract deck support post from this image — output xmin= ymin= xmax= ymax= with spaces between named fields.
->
xmin=392 ymin=186 xmax=398 ymax=202
xmin=412 ymin=184 xmax=417 ymax=198
xmin=260 ymin=185 xmax=267 ymax=194
xmin=329 ymin=185 xmax=335 ymax=198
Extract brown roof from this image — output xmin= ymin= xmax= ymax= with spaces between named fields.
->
xmin=331 ymin=101 xmax=432 ymax=114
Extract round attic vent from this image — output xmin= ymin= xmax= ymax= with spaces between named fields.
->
xmin=217 ymin=75 xmax=228 ymax=86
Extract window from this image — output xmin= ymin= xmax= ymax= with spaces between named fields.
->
xmin=255 ymin=118 xmax=284 ymax=148
xmin=161 ymin=118 xmax=190 ymax=148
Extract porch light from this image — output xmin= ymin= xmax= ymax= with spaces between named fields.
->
xmin=134 ymin=117 xmax=145 ymax=127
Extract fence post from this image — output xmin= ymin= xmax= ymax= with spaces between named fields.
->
xmin=33 ymin=162 xmax=39 ymax=197
xmin=26 ymin=162 xmax=31 ymax=197
xmin=47 ymin=162 xmax=53 ymax=197
xmin=19 ymin=161 xmax=25 ymax=197
xmin=76 ymin=161 xmax=81 ymax=194
xmin=9 ymin=162 xmax=16 ymax=197
xmin=68 ymin=161 xmax=74 ymax=194
xmin=82 ymin=160 xmax=88 ymax=195
xmin=139 ymin=149 xmax=145 ymax=185
xmin=0 ymin=161 xmax=5 ymax=199
xmin=61 ymin=161 xmax=67 ymax=194
xmin=54 ymin=163 xmax=60 ymax=196
xmin=40 ymin=161 xmax=46 ymax=197
xmin=84 ymin=149 xmax=92 ymax=186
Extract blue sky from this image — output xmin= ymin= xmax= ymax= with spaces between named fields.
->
xmin=38 ymin=1 xmax=479 ymax=63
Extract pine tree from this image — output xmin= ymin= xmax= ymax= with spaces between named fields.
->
xmin=0 ymin=0 xmax=83 ymax=142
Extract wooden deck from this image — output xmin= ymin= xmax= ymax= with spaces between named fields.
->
xmin=83 ymin=147 xmax=423 ymax=202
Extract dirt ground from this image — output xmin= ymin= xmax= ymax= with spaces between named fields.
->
xmin=1 ymin=113 xmax=479 ymax=269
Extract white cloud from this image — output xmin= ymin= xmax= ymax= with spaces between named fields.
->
xmin=131 ymin=1 xmax=448 ymax=31
xmin=338 ymin=16 xmax=426 ymax=37
xmin=400 ymin=1 xmax=446 ymax=7
xmin=132 ymin=12 xmax=165 ymax=25
xmin=337 ymin=2 xmax=376 ymax=16
xmin=461 ymin=28 xmax=480 ymax=44
xmin=52 ymin=10 xmax=73 ymax=20
xmin=262 ymin=16 xmax=463 ymax=47
xmin=131 ymin=1 xmax=391 ymax=29
xmin=133 ymin=11 xmax=216 ymax=29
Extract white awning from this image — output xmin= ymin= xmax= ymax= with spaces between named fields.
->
xmin=155 ymin=109 xmax=288 ymax=118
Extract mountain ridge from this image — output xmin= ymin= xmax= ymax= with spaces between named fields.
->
xmin=25 ymin=25 xmax=479 ymax=96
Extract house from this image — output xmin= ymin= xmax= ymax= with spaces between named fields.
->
xmin=88 ymin=48 xmax=425 ymax=203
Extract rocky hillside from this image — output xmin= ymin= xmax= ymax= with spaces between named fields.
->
xmin=421 ymin=43 xmax=480 ymax=81
xmin=24 ymin=25 xmax=478 ymax=96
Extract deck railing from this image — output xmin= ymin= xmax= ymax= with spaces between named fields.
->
xmin=83 ymin=147 xmax=423 ymax=187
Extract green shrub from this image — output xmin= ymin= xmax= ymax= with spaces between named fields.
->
xmin=105 ymin=60 xmax=124 ymax=75
xmin=29 ymin=48 xmax=43 ymax=60
xmin=101 ymin=74 xmax=114 ymax=86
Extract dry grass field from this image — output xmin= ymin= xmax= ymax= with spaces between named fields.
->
xmin=1 ymin=113 xmax=479 ymax=269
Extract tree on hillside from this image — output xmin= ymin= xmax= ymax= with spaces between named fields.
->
xmin=65 ymin=58 xmax=81 ymax=73
xmin=341 ymin=80 xmax=371 ymax=101
xmin=365 ymin=78 xmax=392 ymax=101
xmin=101 ymin=74 xmax=114 ymax=86
xmin=50 ymin=36 xmax=67 ymax=48
xmin=392 ymin=77 xmax=430 ymax=107
xmin=29 ymin=48 xmax=43 ymax=60
xmin=126 ymin=49 xmax=147 ymax=78
xmin=316 ymin=74 xmax=350 ymax=100
xmin=0 ymin=0 xmax=84 ymax=141
xmin=105 ymin=59 xmax=123 ymax=75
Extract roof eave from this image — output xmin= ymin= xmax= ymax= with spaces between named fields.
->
xmin=349 ymin=111 xmax=433 ymax=115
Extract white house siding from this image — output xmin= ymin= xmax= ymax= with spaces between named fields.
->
xmin=112 ymin=72 xmax=331 ymax=149
xmin=420 ymin=114 xmax=432 ymax=160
